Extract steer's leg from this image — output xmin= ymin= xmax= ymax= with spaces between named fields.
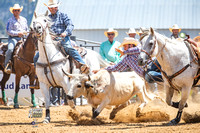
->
xmin=93 ymin=97 xmax=110 ymax=118
xmin=136 ymin=91 xmax=148 ymax=117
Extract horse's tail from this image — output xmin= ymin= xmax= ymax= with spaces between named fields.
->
xmin=95 ymin=52 xmax=110 ymax=68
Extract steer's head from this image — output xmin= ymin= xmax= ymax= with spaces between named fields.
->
xmin=66 ymin=70 xmax=108 ymax=100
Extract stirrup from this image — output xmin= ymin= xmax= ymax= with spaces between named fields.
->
xmin=29 ymin=77 xmax=40 ymax=89
xmin=4 ymin=61 xmax=12 ymax=74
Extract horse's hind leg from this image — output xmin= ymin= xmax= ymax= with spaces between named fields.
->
xmin=0 ymin=72 xmax=10 ymax=105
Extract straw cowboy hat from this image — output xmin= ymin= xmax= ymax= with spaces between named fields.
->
xmin=126 ymin=28 xmax=136 ymax=35
xmin=169 ymin=24 xmax=181 ymax=32
xmin=9 ymin=4 xmax=23 ymax=14
xmin=44 ymin=0 xmax=60 ymax=8
xmin=104 ymin=28 xmax=118 ymax=38
xmin=118 ymin=37 xmax=139 ymax=48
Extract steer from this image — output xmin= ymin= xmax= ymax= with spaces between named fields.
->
xmin=67 ymin=70 xmax=164 ymax=118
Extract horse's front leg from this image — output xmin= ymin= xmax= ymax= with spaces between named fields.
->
xmin=0 ymin=71 xmax=10 ymax=106
xmin=29 ymin=74 xmax=37 ymax=107
xmin=40 ymin=82 xmax=51 ymax=123
xmin=165 ymin=85 xmax=174 ymax=106
xmin=168 ymin=86 xmax=191 ymax=125
xmin=14 ymin=75 xmax=21 ymax=108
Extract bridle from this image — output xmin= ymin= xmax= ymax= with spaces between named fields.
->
xmin=34 ymin=18 xmax=70 ymax=88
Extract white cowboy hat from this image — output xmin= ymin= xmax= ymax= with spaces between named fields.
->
xmin=104 ymin=28 xmax=118 ymax=38
xmin=118 ymin=37 xmax=139 ymax=48
xmin=126 ymin=28 xmax=136 ymax=35
xmin=169 ymin=24 xmax=181 ymax=32
xmin=44 ymin=0 xmax=60 ymax=8
xmin=9 ymin=4 xmax=23 ymax=14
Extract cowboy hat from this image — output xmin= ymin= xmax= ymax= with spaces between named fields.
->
xmin=126 ymin=28 xmax=136 ymax=35
xmin=118 ymin=37 xmax=139 ymax=48
xmin=169 ymin=24 xmax=181 ymax=32
xmin=104 ymin=28 xmax=118 ymax=38
xmin=9 ymin=4 xmax=23 ymax=14
xmin=44 ymin=0 xmax=60 ymax=8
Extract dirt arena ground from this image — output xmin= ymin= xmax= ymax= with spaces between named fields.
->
xmin=1 ymin=91 xmax=200 ymax=133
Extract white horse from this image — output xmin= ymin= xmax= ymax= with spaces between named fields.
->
xmin=138 ymin=27 xmax=199 ymax=125
xmin=32 ymin=13 xmax=110 ymax=123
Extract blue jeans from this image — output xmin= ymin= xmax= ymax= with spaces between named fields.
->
xmin=145 ymin=60 xmax=163 ymax=83
xmin=5 ymin=36 xmax=21 ymax=66
xmin=33 ymin=36 xmax=85 ymax=65
xmin=60 ymin=36 xmax=85 ymax=64
xmin=33 ymin=51 xmax=39 ymax=67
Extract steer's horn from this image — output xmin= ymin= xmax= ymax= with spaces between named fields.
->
xmin=62 ymin=68 xmax=82 ymax=78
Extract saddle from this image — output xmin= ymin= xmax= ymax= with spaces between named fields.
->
xmin=184 ymin=40 xmax=200 ymax=86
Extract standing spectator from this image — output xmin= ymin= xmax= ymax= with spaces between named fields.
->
xmin=100 ymin=28 xmax=121 ymax=65
xmin=126 ymin=28 xmax=137 ymax=38
xmin=169 ymin=24 xmax=181 ymax=39
xmin=4 ymin=4 xmax=28 ymax=74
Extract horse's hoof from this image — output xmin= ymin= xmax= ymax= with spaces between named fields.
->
xmin=4 ymin=102 xmax=8 ymax=106
xmin=167 ymin=119 xmax=179 ymax=126
xmin=136 ymin=108 xmax=141 ymax=117
xmin=14 ymin=104 xmax=19 ymax=108
xmin=33 ymin=103 xmax=38 ymax=107
xmin=92 ymin=110 xmax=100 ymax=119
xmin=43 ymin=117 xmax=50 ymax=124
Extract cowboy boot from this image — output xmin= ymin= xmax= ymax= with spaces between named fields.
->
xmin=29 ymin=76 xmax=40 ymax=89
xmin=80 ymin=63 xmax=90 ymax=74
xmin=4 ymin=60 xmax=12 ymax=74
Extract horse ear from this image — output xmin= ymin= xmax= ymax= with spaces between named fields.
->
xmin=150 ymin=27 xmax=155 ymax=36
xmin=34 ymin=12 xmax=37 ymax=18
xmin=45 ymin=10 xmax=48 ymax=16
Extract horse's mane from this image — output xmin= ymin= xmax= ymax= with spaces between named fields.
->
xmin=140 ymin=30 xmax=183 ymax=45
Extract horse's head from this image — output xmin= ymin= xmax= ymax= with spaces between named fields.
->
xmin=138 ymin=27 xmax=158 ymax=66
xmin=33 ymin=11 xmax=48 ymax=37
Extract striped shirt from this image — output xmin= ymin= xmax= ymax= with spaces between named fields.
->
xmin=105 ymin=46 xmax=144 ymax=77
xmin=48 ymin=11 xmax=74 ymax=36
xmin=6 ymin=16 xmax=28 ymax=37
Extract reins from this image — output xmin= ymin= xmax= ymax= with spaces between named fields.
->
xmin=35 ymin=21 xmax=59 ymax=87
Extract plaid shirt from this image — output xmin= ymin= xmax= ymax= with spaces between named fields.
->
xmin=48 ymin=11 xmax=74 ymax=36
xmin=106 ymin=47 xmax=144 ymax=77
xmin=6 ymin=16 xmax=28 ymax=37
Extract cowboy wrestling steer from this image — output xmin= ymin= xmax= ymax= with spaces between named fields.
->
xmin=67 ymin=70 xmax=163 ymax=118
